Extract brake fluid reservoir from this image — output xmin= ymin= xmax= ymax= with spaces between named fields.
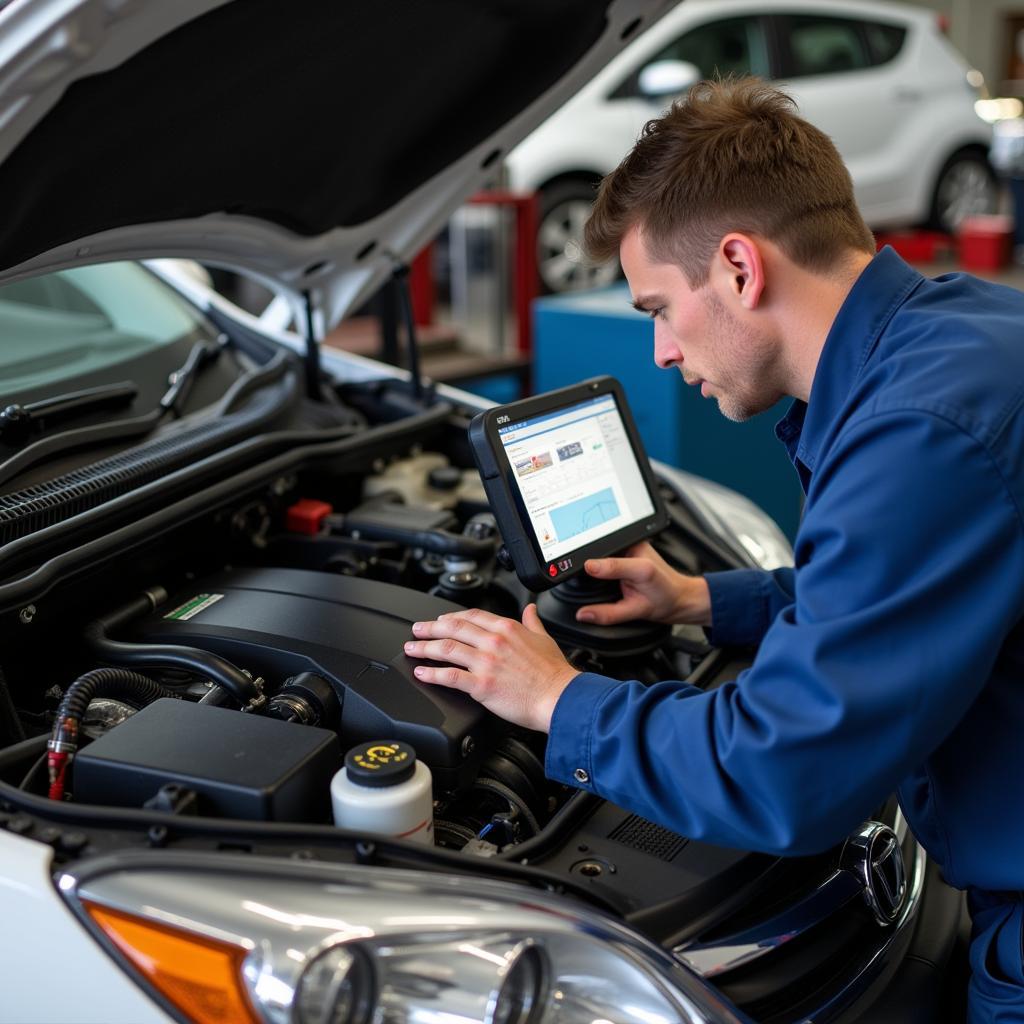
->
xmin=331 ymin=740 xmax=434 ymax=844
xmin=362 ymin=453 xmax=486 ymax=509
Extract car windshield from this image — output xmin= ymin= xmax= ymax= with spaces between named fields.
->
xmin=0 ymin=261 xmax=211 ymax=394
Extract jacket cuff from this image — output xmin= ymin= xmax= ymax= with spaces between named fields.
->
xmin=545 ymin=672 xmax=622 ymax=790
xmin=705 ymin=569 xmax=771 ymax=646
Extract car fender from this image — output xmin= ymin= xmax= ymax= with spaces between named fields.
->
xmin=0 ymin=831 xmax=173 ymax=1023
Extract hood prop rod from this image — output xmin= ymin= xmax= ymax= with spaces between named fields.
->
xmin=302 ymin=290 xmax=323 ymax=401
xmin=392 ymin=263 xmax=425 ymax=402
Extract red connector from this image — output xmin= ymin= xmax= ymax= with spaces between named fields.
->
xmin=285 ymin=498 xmax=334 ymax=535
xmin=47 ymin=750 xmax=70 ymax=801
xmin=47 ymin=716 xmax=78 ymax=801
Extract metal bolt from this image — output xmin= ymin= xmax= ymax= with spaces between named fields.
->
xmin=147 ymin=825 xmax=169 ymax=848
xmin=461 ymin=736 xmax=476 ymax=758
xmin=18 ymin=605 xmax=35 ymax=625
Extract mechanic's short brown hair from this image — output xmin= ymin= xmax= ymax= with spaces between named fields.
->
xmin=583 ymin=77 xmax=875 ymax=284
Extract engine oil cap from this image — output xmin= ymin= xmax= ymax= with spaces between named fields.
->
xmin=345 ymin=741 xmax=417 ymax=787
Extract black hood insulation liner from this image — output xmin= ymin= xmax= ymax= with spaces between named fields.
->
xmin=0 ymin=0 xmax=609 ymax=274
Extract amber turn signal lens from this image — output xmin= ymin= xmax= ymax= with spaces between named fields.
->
xmin=84 ymin=902 xmax=259 ymax=1024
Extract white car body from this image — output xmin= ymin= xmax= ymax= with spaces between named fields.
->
xmin=505 ymin=0 xmax=994 ymax=290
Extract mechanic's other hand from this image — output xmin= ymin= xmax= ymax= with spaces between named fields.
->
xmin=576 ymin=541 xmax=712 ymax=627
xmin=404 ymin=605 xmax=578 ymax=733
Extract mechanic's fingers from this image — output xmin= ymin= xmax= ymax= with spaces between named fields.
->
xmin=520 ymin=602 xmax=548 ymax=636
xmin=584 ymin=554 xmax=655 ymax=583
xmin=436 ymin=607 xmax=517 ymax=634
xmin=404 ymin=637 xmax=481 ymax=670
xmin=410 ymin=662 xmax=475 ymax=694
xmin=575 ymin=594 xmax=647 ymax=625
xmin=410 ymin=615 xmax=493 ymax=648
xmin=622 ymin=540 xmax=656 ymax=558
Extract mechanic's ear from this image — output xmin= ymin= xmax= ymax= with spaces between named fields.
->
xmin=718 ymin=234 xmax=765 ymax=311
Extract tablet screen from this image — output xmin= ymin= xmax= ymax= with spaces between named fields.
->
xmin=497 ymin=392 xmax=655 ymax=564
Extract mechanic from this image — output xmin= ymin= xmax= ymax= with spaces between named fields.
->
xmin=403 ymin=79 xmax=1024 ymax=1021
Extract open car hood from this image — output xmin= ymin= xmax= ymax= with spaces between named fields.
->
xmin=0 ymin=0 xmax=673 ymax=328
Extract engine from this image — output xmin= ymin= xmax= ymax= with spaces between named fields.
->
xmin=4 ymin=449 xmax=712 ymax=858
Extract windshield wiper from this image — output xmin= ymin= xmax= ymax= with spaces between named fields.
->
xmin=0 ymin=336 xmax=228 ymax=451
xmin=160 ymin=337 xmax=226 ymax=417
xmin=0 ymin=381 xmax=139 ymax=446
xmin=0 ymin=336 xmax=230 ymax=491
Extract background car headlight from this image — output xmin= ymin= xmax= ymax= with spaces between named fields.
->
xmin=60 ymin=853 xmax=752 ymax=1024
xmin=663 ymin=468 xmax=794 ymax=571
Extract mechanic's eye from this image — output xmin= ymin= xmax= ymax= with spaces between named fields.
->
xmin=646 ymin=307 xmax=665 ymax=321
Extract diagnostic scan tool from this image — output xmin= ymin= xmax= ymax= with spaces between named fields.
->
xmin=470 ymin=378 xmax=669 ymax=645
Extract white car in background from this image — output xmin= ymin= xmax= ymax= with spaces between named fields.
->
xmin=506 ymin=0 xmax=996 ymax=292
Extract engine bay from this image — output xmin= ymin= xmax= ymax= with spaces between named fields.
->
xmin=0 ymin=374 xmax=777 ymax=947
xmin=9 ymin=448 xmax=726 ymax=847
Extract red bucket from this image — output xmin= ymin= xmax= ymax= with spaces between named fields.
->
xmin=958 ymin=214 xmax=1013 ymax=271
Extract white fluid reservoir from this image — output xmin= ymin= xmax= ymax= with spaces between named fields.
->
xmin=331 ymin=740 xmax=434 ymax=844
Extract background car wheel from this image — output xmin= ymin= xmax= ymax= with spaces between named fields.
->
xmin=927 ymin=149 xmax=999 ymax=234
xmin=537 ymin=179 xmax=620 ymax=294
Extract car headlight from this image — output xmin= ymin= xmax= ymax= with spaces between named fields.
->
xmin=59 ymin=853 xmax=750 ymax=1024
xmin=665 ymin=468 xmax=794 ymax=571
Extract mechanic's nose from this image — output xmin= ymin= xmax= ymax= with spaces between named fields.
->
xmin=653 ymin=321 xmax=681 ymax=369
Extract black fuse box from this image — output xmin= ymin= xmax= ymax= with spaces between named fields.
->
xmin=73 ymin=698 xmax=341 ymax=822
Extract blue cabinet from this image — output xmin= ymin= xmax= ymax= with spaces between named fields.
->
xmin=533 ymin=285 xmax=802 ymax=539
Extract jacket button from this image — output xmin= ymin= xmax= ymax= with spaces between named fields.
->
xmin=573 ymin=768 xmax=590 ymax=784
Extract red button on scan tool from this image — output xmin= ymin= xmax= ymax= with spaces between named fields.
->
xmin=548 ymin=564 xmax=558 ymax=577
xmin=286 ymin=498 xmax=334 ymax=535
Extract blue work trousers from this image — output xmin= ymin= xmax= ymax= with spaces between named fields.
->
xmin=969 ymin=890 xmax=1024 ymax=1021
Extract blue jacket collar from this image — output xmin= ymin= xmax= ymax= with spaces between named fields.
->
xmin=775 ymin=246 xmax=923 ymax=479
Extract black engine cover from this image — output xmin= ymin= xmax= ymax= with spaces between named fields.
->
xmin=134 ymin=568 xmax=487 ymax=789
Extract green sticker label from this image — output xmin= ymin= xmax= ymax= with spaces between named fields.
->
xmin=164 ymin=593 xmax=224 ymax=621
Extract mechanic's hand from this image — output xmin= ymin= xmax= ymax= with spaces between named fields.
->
xmin=404 ymin=605 xmax=577 ymax=733
xmin=576 ymin=541 xmax=712 ymax=627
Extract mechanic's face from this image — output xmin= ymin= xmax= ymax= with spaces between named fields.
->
xmin=620 ymin=226 xmax=781 ymax=422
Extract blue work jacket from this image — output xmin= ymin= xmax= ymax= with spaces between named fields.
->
xmin=545 ymin=247 xmax=1024 ymax=1014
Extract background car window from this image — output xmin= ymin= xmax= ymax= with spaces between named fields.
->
xmin=0 ymin=262 xmax=209 ymax=394
xmin=863 ymin=21 xmax=906 ymax=67
xmin=612 ymin=16 xmax=770 ymax=98
xmin=655 ymin=16 xmax=770 ymax=80
xmin=781 ymin=17 xmax=872 ymax=77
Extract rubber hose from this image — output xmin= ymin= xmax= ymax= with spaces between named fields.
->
xmin=54 ymin=667 xmax=173 ymax=727
xmin=48 ymin=667 xmax=173 ymax=801
xmin=83 ymin=590 xmax=260 ymax=705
